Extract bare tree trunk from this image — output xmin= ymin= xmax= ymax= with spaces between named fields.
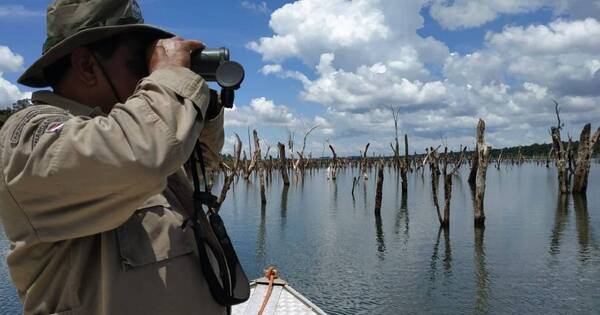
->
xmin=474 ymin=119 xmax=491 ymax=226
xmin=211 ymin=135 xmax=242 ymax=213
xmin=546 ymin=147 xmax=553 ymax=168
xmin=551 ymin=126 xmax=568 ymax=194
xmin=278 ymin=142 xmax=290 ymax=186
xmin=431 ymin=148 xmax=442 ymax=225
xmin=441 ymin=147 xmax=466 ymax=228
xmin=253 ymin=130 xmax=267 ymax=204
xmin=329 ymin=144 xmax=338 ymax=180
xmin=374 ymin=160 xmax=384 ymax=213
xmin=551 ymin=102 xmax=569 ymax=194
xmin=361 ymin=143 xmax=370 ymax=180
xmin=401 ymin=133 xmax=408 ymax=193
xmin=572 ymin=124 xmax=600 ymax=194
xmin=468 ymin=148 xmax=478 ymax=185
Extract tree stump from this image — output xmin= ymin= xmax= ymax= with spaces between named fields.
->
xmin=474 ymin=119 xmax=491 ymax=226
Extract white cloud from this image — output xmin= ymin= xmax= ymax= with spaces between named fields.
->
xmin=0 ymin=46 xmax=24 ymax=73
xmin=241 ymin=1 xmax=270 ymax=14
xmin=225 ymin=97 xmax=300 ymax=128
xmin=0 ymin=75 xmax=31 ymax=108
xmin=246 ymin=0 xmax=600 ymax=155
xmin=429 ymin=0 xmax=544 ymax=30
xmin=0 ymin=46 xmax=29 ymax=108
xmin=0 ymin=5 xmax=44 ymax=18
xmin=248 ymin=0 xmax=391 ymax=64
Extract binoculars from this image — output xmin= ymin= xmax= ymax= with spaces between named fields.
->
xmin=190 ymin=48 xmax=244 ymax=108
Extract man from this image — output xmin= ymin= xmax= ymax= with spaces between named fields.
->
xmin=0 ymin=0 xmax=234 ymax=314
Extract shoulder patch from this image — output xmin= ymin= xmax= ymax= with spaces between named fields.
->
xmin=32 ymin=115 xmax=70 ymax=149
xmin=10 ymin=107 xmax=67 ymax=145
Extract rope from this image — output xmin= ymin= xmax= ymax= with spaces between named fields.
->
xmin=257 ymin=267 xmax=278 ymax=315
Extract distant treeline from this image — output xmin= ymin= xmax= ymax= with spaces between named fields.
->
xmin=2 ymin=99 xmax=598 ymax=158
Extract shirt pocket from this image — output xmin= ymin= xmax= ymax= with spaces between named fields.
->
xmin=115 ymin=194 xmax=194 ymax=268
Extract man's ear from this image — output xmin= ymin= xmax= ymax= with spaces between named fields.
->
xmin=70 ymin=47 xmax=98 ymax=87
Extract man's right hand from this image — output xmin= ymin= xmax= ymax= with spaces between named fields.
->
xmin=147 ymin=37 xmax=205 ymax=73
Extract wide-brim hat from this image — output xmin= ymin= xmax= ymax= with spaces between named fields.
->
xmin=19 ymin=0 xmax=173 ymax=87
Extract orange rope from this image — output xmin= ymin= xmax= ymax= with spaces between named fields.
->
xmin=257 ymin=267 xmax=278 ymax=315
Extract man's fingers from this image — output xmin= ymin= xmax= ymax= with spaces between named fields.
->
xmin=186 ymin=40 xmax=205 ymax=52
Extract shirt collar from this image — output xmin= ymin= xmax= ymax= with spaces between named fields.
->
xmin=31 ymin=91 xmax=105 ymax=117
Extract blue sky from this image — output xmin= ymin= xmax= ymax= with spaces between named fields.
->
xmin=1 ymin=0 xmax=600 ymax=156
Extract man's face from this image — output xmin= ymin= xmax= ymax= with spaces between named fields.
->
xmin=96 ymin=34 xmax=152 ymax=110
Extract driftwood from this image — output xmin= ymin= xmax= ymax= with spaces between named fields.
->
xmin=474 ymin=119 xmax=491 ymax=226
xmin=572 ymin=124 xmax=600 ymax=194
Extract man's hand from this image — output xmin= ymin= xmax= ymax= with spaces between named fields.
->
xmin=147 ymin=37 xmax=205 ymax=73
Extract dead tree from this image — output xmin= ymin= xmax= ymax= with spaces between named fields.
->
xmin=401 ymin=134 xmax=409 ymax=193
xmin=572 ymin=124 xmax=600 ymax=194
xmin=468 ymin=148 xmax=478 ymax=185
xmin=550 ymin=102 xmax=569 ymax=194
xmin=211 ymin=134 xmax=242 ymax=213
xmin=253 ymin=130 xmax=267 ymax=204
xmin=474 ymin=119 xmax=491 ymax=226
xmin=441 ymin=147 xmax=467 ymax=227
xmin=360 ymin=143 xmax=370 ymax=180
xmin=546 ymin=147 xmax=553 ymax=168
xmin=374 ymin=160 xmax=384 ymax=213
xmin=495 ymin=149 xmax=503 ymax=170
xmin=390 ymin=106 xmax=401 ymax=170
xmin=294 ymin=125 xmax=318 ymax=173
xmin=328 ymin=144 xmax=338 ymax=180
xmin=277 ymin=142 xmax=290 ymax=186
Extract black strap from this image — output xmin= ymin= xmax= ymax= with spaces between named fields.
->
xmin=188 ymin=141 xmax=246 ymax=308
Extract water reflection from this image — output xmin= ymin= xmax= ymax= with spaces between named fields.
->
xmin=256 ymin=203 xmax=267 ymax=266
xmin=280 ymin=185 xmax=289 ymax=229
xmin=394 ymin=190 xmax=409 ymax=243
xmin=430 ymin=227 xmax=452 ymax=280
xmin=374 ymin=212 xmax=385 ymax=260
xmin=549 ymin=194 xmax=569 ymax=256
xmin=573 ymin=194 xmax=598 ymax=262
xmin=474 ymin=227 xmax=490 ymax=314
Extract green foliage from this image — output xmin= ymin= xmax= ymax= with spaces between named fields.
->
xmin=0 ymin=99 xmax=33 ymax=128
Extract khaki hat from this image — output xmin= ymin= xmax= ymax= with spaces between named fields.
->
xmin=18 ymin=0 xmax=174 ymax=87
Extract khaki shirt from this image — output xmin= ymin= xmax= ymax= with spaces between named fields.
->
xmin=0 ymin=67 xmax=227 ymax=315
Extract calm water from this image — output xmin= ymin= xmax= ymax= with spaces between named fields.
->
xmin=2 ymin=163 xmax=600 ymax=314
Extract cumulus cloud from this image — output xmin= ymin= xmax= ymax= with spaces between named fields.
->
xmin=246 ymin=0 xmax=600 ymax=154
xmin=429 ymin=0 xmax=545 ymax=30
xmin=0 ymin=46 xmax=29 ymax=108
xmin=225 ymin=97 xmax=301 ymax=128
xmin=0 ymin=46 xmax=24 ymax=73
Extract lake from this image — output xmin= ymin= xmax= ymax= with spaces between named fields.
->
xmin=2 ymin=162 xmax=599 ymax=314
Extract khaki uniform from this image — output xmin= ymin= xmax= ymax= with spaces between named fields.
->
xmin=0 ymin=67 xmax=227 ymax=315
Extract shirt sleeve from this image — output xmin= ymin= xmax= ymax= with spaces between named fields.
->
xmin=0 ymin=67 xmax=209 ymax=242
xmin=198 ymin=107 xmax=224 ymax=172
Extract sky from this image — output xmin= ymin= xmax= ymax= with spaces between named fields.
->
xmin=1 ymin=0 xmax=600 ymax=157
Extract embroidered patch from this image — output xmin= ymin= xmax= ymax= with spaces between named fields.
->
xmin=10 ymin=108 xmax=66 ymax=145
xmin=31 ymin=115 xmax=70 ymax=149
